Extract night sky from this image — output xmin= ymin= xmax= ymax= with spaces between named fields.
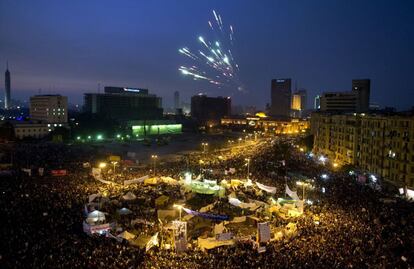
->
xmin=1 ymin=0 xmax=413 ymax=110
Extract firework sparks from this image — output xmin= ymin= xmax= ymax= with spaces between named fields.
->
xmin=178 ymin=10 xmax=244 ymax=91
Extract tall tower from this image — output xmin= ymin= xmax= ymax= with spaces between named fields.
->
xmin=352 ymin=79 xmax=370 ymax=112
xmin=174 ymin=91 xmax=180 ymax=110
xmin=4 ymin=62 xmax=11 ymax=109
xmin=270 ymin=78 xmax=291 ymax=118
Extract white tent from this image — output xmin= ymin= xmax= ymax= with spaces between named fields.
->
xmin=86 ymin=210 xmax=106 ymax=224
xmin=117 ymin=230 xmax=136 ymax=241
xmin=118 ymin=207 xmax=132 ymax=215
xmin=122 ymin=192 xmax=137 ymax=201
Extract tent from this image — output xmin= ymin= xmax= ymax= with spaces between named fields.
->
xmin=122 ymin=192 xmax=137 ymax=201
xmin=198 ymin=236 xmax=234 ymax=251
xmin=118 ymin=208 xmax=132 ymax=215
xmin=86 ymin=210 xmax=106 ymax=224
xmin=155 ymin=195 xmax=169 ymax=207
xmin=88 ymin=193 xmax=101 ymax=203
xmin=144 ymin=177 xmax=158 ymax=185
xmin=117 ymin=230 xmax=136 ymax=241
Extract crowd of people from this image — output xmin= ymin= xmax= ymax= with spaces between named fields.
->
xmin=1 ymin=135 xmax=413 ymax=268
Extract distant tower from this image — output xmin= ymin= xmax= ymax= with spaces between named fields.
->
xmin=4 ymin=61 xmax=11 ymax=109
xmin=174 ymin=91 xmax=180 ymax=110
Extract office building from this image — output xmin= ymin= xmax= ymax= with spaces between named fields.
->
xmin=191 ymin=94 xmax=231 ymax=125
xmin=4 ymin=62 xmax=11 ymax=109
xmin=84 ymin=86 xmax=163 ymax=121
xmin=314 ymin=95 xmax=321 ymax=110
xmin=352 ymin=79 xmax=370 ymax=112
xmin=30 ymin=95 xmax=68 ymax=124
xmin=319 ymin=79 xmax=371 ymax=112
xmin=174 ymin=91 xmax=180 ymax=110
xmin=311 ymin=112 xmax=414 ymax=188
xmin=270 ymin=78 xmax=291 ymax=118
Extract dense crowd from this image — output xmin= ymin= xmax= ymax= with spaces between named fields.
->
xmin=0 ymin=136 xmax=413 ymax=268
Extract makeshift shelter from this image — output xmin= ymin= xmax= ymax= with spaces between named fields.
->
xmin=86 ymin=210 xmax=106 ymax=224
xmin=155 ymin=195 xmax=169 ymax=207
xmin=117 ymin=208 xmax=132 ymax=215
xmin=144 ymin=177 xmax=158 ymax=185
xmin=117 ymin=231 xmax=136 ymax=241
xmin=122 ymin=192 xmax=137 ymax=201
xmin=197 ymin=236 xmax=234 ymax=251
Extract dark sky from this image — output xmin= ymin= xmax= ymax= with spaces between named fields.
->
xmin=1 ymin=0 xmax=413 ymax=110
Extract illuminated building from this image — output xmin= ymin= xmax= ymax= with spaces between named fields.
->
xmin=221 ymin=116 xmax=309 ymax=134
xmin=311 ymin=112 xmax=414 ymax=188
xmin=30 ymin=95 xmax=68 ymax=124
xmin=128 ymin=120 xmax=182 ymax=136
xmin=84 ymin=86 xmax=163 ymax=121
xmin=270 ymin=78 xmax=291 ymax=118
xmin=191 ymin=94 xmax=231 ymax=125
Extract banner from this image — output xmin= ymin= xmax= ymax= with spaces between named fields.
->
xmin=197 ymin=237 xmax=234 ymax=250
xmin=256 ymin=182 xmax=276 ymax=194
xmin=182 ymin=207 xmax=229 ymax=221
xmin=124 ymin=175 xmax=148 ymax=185
xmin=51 ymin=170 xmax=67 ymax=176
xmin=38 ymin=168 xmax=44 ymax=176
xmin=145 ymin=232 xmax=159 ymax=252
xmin=216 ymin=232 xmax=232 ymax=241
xmin=285 ymin=185 xmax=300 ymax=201
xmin=21 ymin=168 xmax=31 ymax=176
xmin=228 ymin=197 xmax=261 ymax=211
xmin=257 ymin=222 xmax=271 ymax=243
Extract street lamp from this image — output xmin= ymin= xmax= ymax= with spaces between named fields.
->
xmin=296 ymin=181 xmax=312 ymax=200
xmin=238 ymin=138 xmax=242 ymax=144
xmin=151 ymin=155 xmax=158 ymax=176
xmin=111 ymin=161 xmax=118 ymax=173
xmin=173 ymin=204 xmax=184 ymax=221
xmin=201 ymin=142 xmax=208 ymax=153
xmin=245 ymin=158 xmax=250 ymax=179
xmin=199 ymin=159 xmax=204 ymax=175
xmin=99 ymin=162 xmax=107 ymax=169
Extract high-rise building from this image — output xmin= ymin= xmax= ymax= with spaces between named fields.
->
xmin=311 ymin=112 xmax=414 ymax=188
xmin=352 ymin=79 xmax=370 ymax=112
xmin=84 ymin=86 xmax=163 ymax=121
xmin=30 ymin=95 xmax=68 ymax=124
xmin=191 ymin=94 xmax=231 ymax=124
xmin=319 ymin=79 xmax=371 ymax=112
xmin=4 ymin=62 xmax=11 ymax=109
xmin=314 ymin=95 xmax=321 ymax=110
xmin=270 ymin=78 xmax=291 ymax=118
xmin=174 ymin=91 xmax=180 ymax=110
xmin=296 ymin=89 xmax=307 ymax=111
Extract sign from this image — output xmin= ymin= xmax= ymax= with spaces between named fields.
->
xmin=258 ymin=246 xmax=266 ymax=253
xmin=216 ymin=232 xmax=232 ymax=241
xmin=51 ymin=170 xmax=67 ymax=176
xmin=257 ymin=222 xmax=271 ymax=243
xmin=109 ymin=155 xmax=121 ymax=162
xmin=173 ymin=221 xmax=187 ymax=252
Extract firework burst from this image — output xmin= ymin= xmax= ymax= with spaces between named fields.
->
xmin=178 ymin=10 xmax=244 ymax=92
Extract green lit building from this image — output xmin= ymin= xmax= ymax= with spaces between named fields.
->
xmin=128 ymin=120 xmax=182 ymax=136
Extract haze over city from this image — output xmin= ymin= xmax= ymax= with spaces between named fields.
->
xmin=1 ymin=0 xmax=414 ymax=109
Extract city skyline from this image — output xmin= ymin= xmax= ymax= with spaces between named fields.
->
xmin=1 ymin=0 xmax=414 ymax=110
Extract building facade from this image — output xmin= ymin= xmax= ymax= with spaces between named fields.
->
xmin=84 ymin=86 xmax=163 ymax=121
xmin=270 ymin=78 xmax=291 ymax=118
xmin=319 ymin=79 xmax=371 ymax=113
xmin=311 ymin=112 xmax=414 ymax=188
xmin=4 ymin=63 xmax=11 ymax=109
xmin=191 ymin=94 xmax=231 ymax=124
xmin=221 ymin=116 xmax=309 ymax=134
xmin=30 ymin=95 xmax=68 ymax=124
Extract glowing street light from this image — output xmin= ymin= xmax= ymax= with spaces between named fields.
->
xmin=173 ymin=204 xmax=185 ymax=221
xmin=111 ymin=161 xmax=118 ymax=173
xmin=151 ymin=155 xmax=158 ymax=176
xmin=97 ymin=134 xmax=103 ymax=140
xmin=245 ymin=158 xmax=251 ymax=179
xmin=99 ymin=162 xmax=107 ymax=169
xmin=201 ymin=142 xmax=208 ymax=153
xmin=296 ymin=181 xmax=312 ymax=200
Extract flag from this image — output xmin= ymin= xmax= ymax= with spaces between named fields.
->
xmin=286 ymin=185 xmax=300 ymax=200
xmin=256 ymin=182 xmax=276 ymax=194
xmin=145 ymin=232 xmax=159 ymax=252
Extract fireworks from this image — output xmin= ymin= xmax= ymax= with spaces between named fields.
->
xmin=178 ymin=10 xmax=243 ymax=91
